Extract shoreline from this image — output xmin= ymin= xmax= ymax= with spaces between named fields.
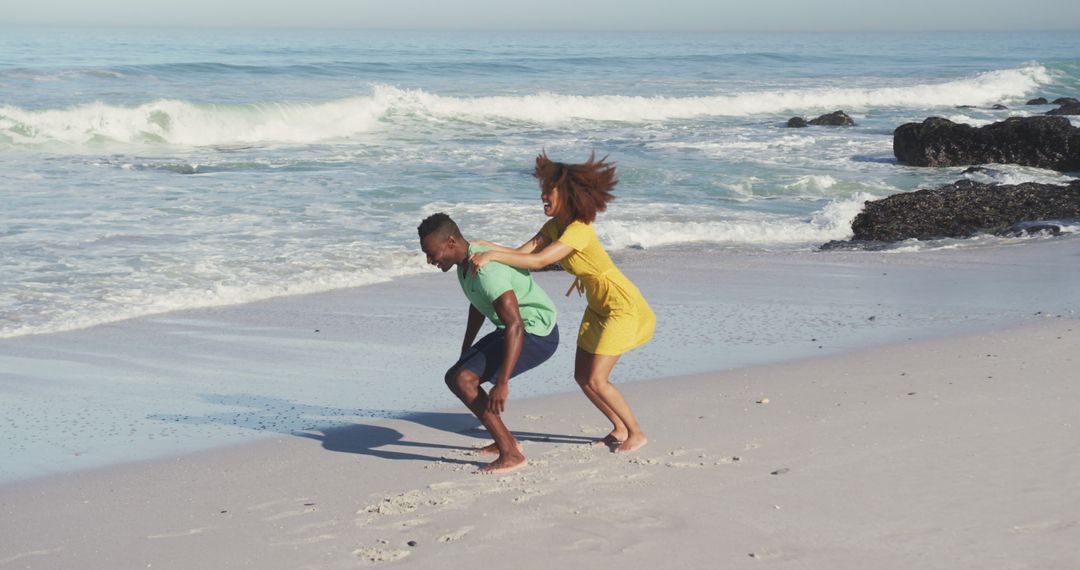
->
xmin=1 ymin=317 xmax=1077 ymax=568
xmin=2 ymin=237 xmax=1080 ymax=485
xmin=4 ymin=310 xmax=1071 ymax=495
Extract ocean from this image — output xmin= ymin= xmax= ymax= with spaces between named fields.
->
xmin=3 ymin=28 xmax=1079 ymax=339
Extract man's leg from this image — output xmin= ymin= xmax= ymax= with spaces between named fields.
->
xmin=444 ymin=366 xmax=526 ymax=473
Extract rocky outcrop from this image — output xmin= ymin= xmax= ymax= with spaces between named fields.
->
xmin=1047 ymin=102 xmax=1080 ymax=116
xmin=808 ymin=110 xmax=855 ymax=126
xmin=786 ymin=111 xmax=854 ymax=127
xmin=1053 ymin=97 xmax=1079 ymax=105
xmin=841 ymin=179 xmax=1080 ymax=242
xmin=1027 ymin=97 xmax=1049 ymax=105
xmin=893 ymin=116 xmax=1080 ymax=171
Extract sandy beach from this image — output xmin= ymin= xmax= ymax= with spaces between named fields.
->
xmin=2 ymin=237 xmax=1079 ymax=569
xmin=1 ymin=319 xmax=1077 ymax=569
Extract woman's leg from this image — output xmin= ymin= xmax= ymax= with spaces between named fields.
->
xmin=574 ymin=347 xmax=648 ymax=453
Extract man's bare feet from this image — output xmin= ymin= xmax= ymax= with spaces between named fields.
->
xmin=590 ymin=432 xmax=627 ymax=447
xmin=614 ymin=433 xmax=647 ymax=454
xmin=476 ymin=453 xmax=527 ymax=475
xmin=475 ymin=441 xmax=523 ymax=455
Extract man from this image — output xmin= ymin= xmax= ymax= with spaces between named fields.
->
xmin=417 ymin=213 xmax=559 ymax=474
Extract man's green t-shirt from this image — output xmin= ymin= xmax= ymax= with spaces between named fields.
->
xmin=457 ymin=244 xmax=557 ymax=336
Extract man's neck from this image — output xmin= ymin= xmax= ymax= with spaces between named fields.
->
xmin=454 ymin=240 xmax=471 ymax=271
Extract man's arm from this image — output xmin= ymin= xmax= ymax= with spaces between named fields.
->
xmin=461 ymin=304 xmax=485 ymax=355
xmin=487 ymin=290 xmax=524 ymax=415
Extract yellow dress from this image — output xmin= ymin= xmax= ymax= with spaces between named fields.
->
xmin=541 ymin=219 xmax=656 ymax=356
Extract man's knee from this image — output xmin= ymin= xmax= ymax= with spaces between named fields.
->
xmin=445 ymin=366 xmax=479 ymax=393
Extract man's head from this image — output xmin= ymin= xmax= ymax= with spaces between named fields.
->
xmin=418 ymin=213 xmax=467 ymax=272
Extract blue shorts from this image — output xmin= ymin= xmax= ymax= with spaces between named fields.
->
xmin=453 ymin=324 xmax=559 ymax=384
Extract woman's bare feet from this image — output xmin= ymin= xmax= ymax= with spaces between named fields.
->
xmin=614 ymin=433 xmax=648 ymax=453
xmin=476 ymin=453 xmax=527 ymax=475
xmin=590 ymin=432 xmax=627 ymax=447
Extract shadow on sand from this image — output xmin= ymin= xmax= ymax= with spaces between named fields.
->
xmin=150 ymin=393 xmax=593 ymax=468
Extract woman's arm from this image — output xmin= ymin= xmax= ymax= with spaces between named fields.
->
xmin=468 ymin=239 xmax=515 ymax=253
xmin=472 ymin=231 xmax=551 ymax=254
xmin=471 ymin=238 xmax=574 ymax=272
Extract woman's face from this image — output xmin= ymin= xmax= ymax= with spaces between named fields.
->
xmin=541 ymin=184 xmax=562 ymax=219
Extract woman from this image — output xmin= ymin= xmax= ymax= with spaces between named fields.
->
xmin=470 ymin=151 xmax=655 ymax=453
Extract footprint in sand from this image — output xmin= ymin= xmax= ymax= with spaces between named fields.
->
xmin=354 ymin=547 xmax=410 ymax=565
xmin=361 ymin=490 xmax=454 ymax=516
xmin=396 ymin=518 xmax=430 ymax=529
xmin=665 ymin=461 xmax=711 ymax=468
xmin=511 ymin=487 xmax=549 ymax=503
xmin=437 ymin=526 xmax=474 ymax=542
xmin=627 ymin=456 xmax=663 ymax=466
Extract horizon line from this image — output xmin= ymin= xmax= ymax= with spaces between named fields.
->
xmin=2 ymin=23 xmax=1080 ymax=34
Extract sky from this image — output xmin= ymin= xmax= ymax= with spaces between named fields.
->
xmin=3 ymin=0 xmax=1080 ymax=32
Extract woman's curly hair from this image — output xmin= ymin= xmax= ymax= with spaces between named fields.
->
xmin=534 ymin=151 xmax=617 ymax=224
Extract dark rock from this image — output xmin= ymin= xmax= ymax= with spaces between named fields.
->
xmin=787 ymin=117 xmax=808 ymax=128
xmin=1027 ymin=97 xmax=1049 ymax=105
xmin=1047 ymin=103 xmax=1080 ymax=116
xmin=808 ymin=110 xmax=855 ymax=126
xmin=893 ymin=116 xmax=1080 ymax=171
xmin=846 ymin=179 xmax=1080 ymax=242
xmin=1052 ymin=97 xmax=1079 ymax=105
xmin=995 ymin=221 xmax=1063 ymax=237
xmin=819 ymin=239 xmax=893 ymax=251
xmin=955 ymin=105 xmax=977 ymax=109
xmin=992 ymin=104 xmax=1008 ymax=110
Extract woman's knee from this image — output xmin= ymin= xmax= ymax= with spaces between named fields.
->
xmin=577 ymin=373 xmax=610 ymax=392
xmin=573 ymin=367 xmax=590 ymax=387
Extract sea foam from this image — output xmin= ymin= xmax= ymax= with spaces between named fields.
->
xmin=599 ymin=194 xmax=874 ymax=250
xmin=0 ymin=65 xmax=1052 ymax=149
